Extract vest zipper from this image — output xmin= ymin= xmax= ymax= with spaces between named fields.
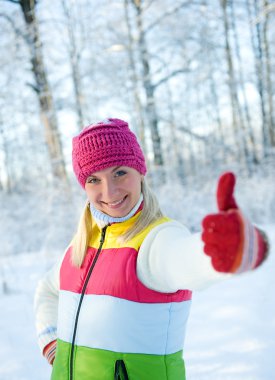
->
xmin=114 ymin=360 xmax=129 ymax=380
xmin=69 ymin=225 xmax=108 ymax=380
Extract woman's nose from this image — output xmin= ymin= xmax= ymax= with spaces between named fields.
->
xmin=102 ymin=179 xmax=118 ymax=201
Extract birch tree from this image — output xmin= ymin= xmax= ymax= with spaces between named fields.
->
xmin=61 ymin=0 xmax=85 ymax=129
xmin=262 ymin=0 xmax=275 ymax=147
xmin=124 ymin=0 xmax=147 ymax=156
xmin=129 ymin=0 xmax=164 ymax=167
xmin=220 ymin=0 xmax=251 ymax=171
xmin=247 ymin=0 xmax=271 ymax=156
xmin=229 ymin=0 xmax=258 ymax=164
xmin=0 ymin=122 xmax=12 ymax=192
xmin=6 ymin=0 xmax=67 ymax=181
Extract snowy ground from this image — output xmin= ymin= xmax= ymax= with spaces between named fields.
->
xmin=184 ymin=224 xmax=275 ymax=380
xmin=0 ymin=225 xmax=274 ymax=380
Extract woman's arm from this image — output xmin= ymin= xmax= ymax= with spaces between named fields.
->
xmin=34 ymin=257 xmax=61 ymax=356
xmin=137 ymin=221 xmax=232 ymax=292
xmin=137 ymin=172 xmax=269 ymax=293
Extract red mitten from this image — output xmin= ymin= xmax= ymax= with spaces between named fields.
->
xmin=201 ymin=172 xmax=268 ymax=273
xmin=43 ymin=340 xmax=57 ymax=365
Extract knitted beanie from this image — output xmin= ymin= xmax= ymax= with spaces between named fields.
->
xmin=72 ymin=118 xmax=147 ymax=188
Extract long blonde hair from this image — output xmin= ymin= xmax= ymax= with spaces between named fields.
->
xmin=71 ymin=179 xmax=163 ymax=267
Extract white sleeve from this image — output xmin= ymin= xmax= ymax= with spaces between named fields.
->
xmin=137 ymin=221 xmax=232 ymax=292
xmin=34 ymin=255 xmax=63 ymax=352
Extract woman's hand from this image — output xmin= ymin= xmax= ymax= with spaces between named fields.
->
xmin=201 ymin=172 xmax=268 ymax=273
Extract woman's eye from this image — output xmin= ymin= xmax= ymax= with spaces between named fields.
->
xmin=87 ymin=177 xmax=99 ymax=184
xmin=115 ymin=170 xmax=127 ymax=177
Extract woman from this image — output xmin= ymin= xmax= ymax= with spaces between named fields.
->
xmin=35 ymin=118 xmax=268 ymax=380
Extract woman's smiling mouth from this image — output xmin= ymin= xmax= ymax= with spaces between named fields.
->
xmin=102 ymin=195 xmax=128 ymax=208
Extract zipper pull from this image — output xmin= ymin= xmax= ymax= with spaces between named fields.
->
xmin=100 ymin=225 xmax=108 ymax=244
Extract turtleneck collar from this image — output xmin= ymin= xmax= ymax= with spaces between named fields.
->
xmin=89 ymin=193 xmax=143 ymax=228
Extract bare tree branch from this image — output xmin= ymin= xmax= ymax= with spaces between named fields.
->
xmin=153 ymin=68 xmax=189 ymax=89
xmin=0 ymin=13 xmax=26 ymax=41
xmin=178 ymin=125 xmax=208 ymax=141
xmin=143 ymin=0 xmax=156 ymax=12
xmin=176 ymin=125 xmax=236 ymax=154
xmin=252 ymin=3 xmax=275 ymax=25
xmin=1 ymin=0 xmax=20 ymax=4
xmin=144 ymin=1 xmax=189 ymax=34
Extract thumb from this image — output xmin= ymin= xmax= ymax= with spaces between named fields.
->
xmin=216 ymin=172 xmax=238 ymax=211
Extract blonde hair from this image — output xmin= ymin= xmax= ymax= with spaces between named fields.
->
xmin=71 ymin=179 xmax=163 ymax=267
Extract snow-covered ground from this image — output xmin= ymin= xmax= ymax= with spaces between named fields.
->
xmin=0 ymin=252 xmax=53 ymax=380
xmin=185 ymin=224 xmax=275 ymax=380
xmin=0 ymin=225 xmax=274 ymax=380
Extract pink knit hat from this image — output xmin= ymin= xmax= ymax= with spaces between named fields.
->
xmin=72 ymin=118 xmax=147 ymax=188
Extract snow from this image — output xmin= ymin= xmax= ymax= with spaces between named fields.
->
xmin=0 ymin=175 xmax=274 ymax=379
xmin=184 ymin=224 xmax=275 ymax=380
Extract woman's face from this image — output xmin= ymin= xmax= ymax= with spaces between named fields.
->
xmin=85 ymin=166 xmax=143 ymax=217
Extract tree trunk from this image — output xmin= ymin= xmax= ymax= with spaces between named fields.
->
xmin=61 ymin=0 xmax=85 ymax=130
xmin=0 ymin=122 xmax=12 ymax=192
xmin=220 ymin=0 xmax=251 ymax=172
xmin=262 ymin=0 xmax=275 ymax=146
xmin=19 ymin=0 xmax=67 ymax=180
xmin=165 ymin=82 xmax=185 ymax=181
xmin=124 ymin=0 xmax=148 ymax=159
xmin=229 ymin=0 xmax=258 ymax=164
xmin=131 ymin=0 xmax=164 ymax=167
xmin=247 ymin=0 xmax=270 ymax=156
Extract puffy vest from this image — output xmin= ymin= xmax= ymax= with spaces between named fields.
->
xmin=51 ymin=213 xmax=192 ymax=380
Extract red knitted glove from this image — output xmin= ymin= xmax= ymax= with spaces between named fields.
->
xmin=43 ymin=340 xmax=57 ymax=365
xmin=201 ymin=172 xmax=268 ymax=273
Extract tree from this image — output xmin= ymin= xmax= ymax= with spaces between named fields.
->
xmin=229 ymin=0 xmax=258 ymax=164
xmin=247 ymin=0 xmax=272 ymax=156
xmin=129 ymin=0 xmax=164 ymax=167
xmin=124 ymin=0 xmax=147 ymax=158
xmin=262 ymin=0 xmax=275 ymax=147
xmin=220 ymin=0 xmax=252 ymax=172
xmin=61 ymin=0 xmax=85 ymax=129
xmin=6 ymin=0 xmax=67 ymax=181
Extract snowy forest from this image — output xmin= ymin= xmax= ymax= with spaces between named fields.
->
xmin=0 ymin=0 xmax=275 ymax=379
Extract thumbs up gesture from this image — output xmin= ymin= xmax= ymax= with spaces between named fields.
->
xmin=201 ymin=172 xmax=268 ymax=273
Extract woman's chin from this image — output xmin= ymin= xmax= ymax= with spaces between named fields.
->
xmin=100 ymin=196 xmax=132 ymax=218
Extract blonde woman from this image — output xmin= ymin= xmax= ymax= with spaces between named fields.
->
xmin=35 ymin=118 xmax=268 ymax=380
